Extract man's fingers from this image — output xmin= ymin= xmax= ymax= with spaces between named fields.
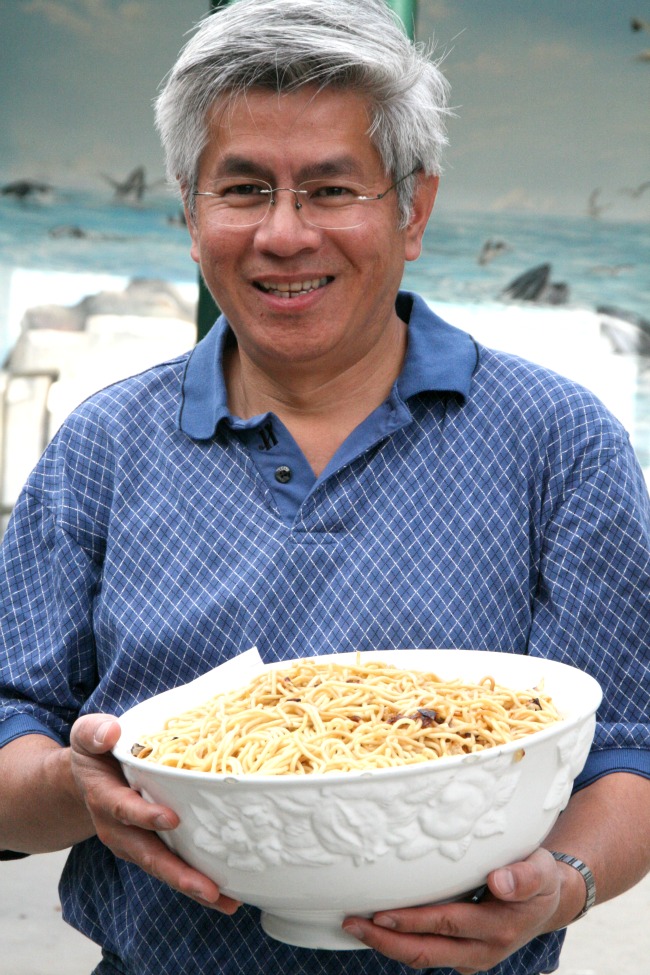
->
xmin=342 ymin=851 xmax=565 ymax=971
xmin=342 ymin=912 xmax=484 ymax=971
xmin=66 ymin=714 xmax=242 ymax=915
xmin=103 ymin=819 xmax=241 ymax=914
xmin=75 ymin=753 xmax=180 ymax=833
xmin=91 ymin=773 xmax=179 ymax=832
xmin=68 ymin=715 xmax=177 ymax=833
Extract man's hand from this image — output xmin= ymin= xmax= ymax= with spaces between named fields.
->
xmin=70 ymin=714 xmax=241 ymax=914
xmin=342 ymin=774 xmax=650 ymax=972
xmin=342 ymin=848 xmax=569 ymax=973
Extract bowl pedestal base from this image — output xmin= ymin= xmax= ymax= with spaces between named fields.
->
xmin=260 ymin=908 xmax=371 ymax=951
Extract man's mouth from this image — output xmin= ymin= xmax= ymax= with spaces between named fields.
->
xmin=256 ymin=276 xmax=331 ymax=298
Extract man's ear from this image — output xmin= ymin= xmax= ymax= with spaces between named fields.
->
xmin=404 ymin=174 xmax=439 ymax=262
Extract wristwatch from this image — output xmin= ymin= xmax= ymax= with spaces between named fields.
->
xmin=550 ymin=851 xmax=596 ymax=920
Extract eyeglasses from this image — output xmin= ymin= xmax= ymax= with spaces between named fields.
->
xmin=192 ymin=167 xmax=419 ymax=229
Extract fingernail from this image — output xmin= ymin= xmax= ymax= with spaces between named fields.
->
xmin=190 ymin=889 xmax=216 ymax=903
xmin=494 ymin=868 xmax=515 ymax=895
xmin=342 ymin=922 xmax=364 ymax=940
xmin=374 ymin=914 xmax=397 ymax=929
xmin=93 ymin=720 xmax=113 ymax=746
xmin=154 ymin=813 xmax=174 ymax=830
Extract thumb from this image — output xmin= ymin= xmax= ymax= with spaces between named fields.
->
xmin=70 ymin=713 xmax=122 ymax=756
xmin=490 ymin=866 xmax=517 ymax=899
xmin=488 ymin=849 xmax=553 ymax=903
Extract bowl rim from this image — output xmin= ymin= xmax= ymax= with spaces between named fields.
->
xmin=113 ymin=647 xmax=602 ymax=785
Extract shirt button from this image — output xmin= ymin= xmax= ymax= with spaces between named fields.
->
xmin=274 ymin=465 xmax=292 ymax=484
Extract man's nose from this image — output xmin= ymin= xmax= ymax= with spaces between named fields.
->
xmin=253 ymin=189 xmax=321 ymax=253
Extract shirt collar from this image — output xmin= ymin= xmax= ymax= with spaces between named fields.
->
xmin=178 ymin=290 xmax=478 ymax=440
xmin=396 ymin=291 xmax=478 ymax=401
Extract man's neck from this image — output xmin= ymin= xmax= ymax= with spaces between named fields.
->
xmin=225 ymin=314 xmax=408 ymax=476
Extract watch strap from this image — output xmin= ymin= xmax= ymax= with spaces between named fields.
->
xmin=550 ymin=851 xmax=596 ymax=920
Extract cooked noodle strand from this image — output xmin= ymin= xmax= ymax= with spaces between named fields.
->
xmin=133 ymin=659 xmax=562 ymax=775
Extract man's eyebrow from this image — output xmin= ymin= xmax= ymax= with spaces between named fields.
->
xmin=211 ymin=156 xmax=273 ymax=180
xmin=296 ymin=157 xmax=365 ymax=181
xmin=210 ymin=155 xmax=368 ymax=182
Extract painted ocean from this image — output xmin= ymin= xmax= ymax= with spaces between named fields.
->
xmin=1 ymin=189 xmax=648 ymax=319
xmin=1 ymin=188 xmax=649 ymax=480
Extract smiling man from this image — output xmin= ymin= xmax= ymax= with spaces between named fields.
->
xmin=0 ymin=2 xmax=648 ymax=975
xmin=187 ymin=85 xmax=436 ymax=475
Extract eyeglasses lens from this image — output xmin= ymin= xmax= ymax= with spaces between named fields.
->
xmin=196 ymin=178 xmax=370 ymax=229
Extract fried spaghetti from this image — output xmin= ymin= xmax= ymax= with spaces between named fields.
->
xmin=132 ymin=658 xmax=562 ymax=775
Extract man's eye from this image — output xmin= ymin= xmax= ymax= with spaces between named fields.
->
xmin=306 ymin=182 xmax=363 ymax=206
xmin=312 ymin=184 xmax=353 ymax=198
xmin=222 ymin=182 xmax=265 ymax=197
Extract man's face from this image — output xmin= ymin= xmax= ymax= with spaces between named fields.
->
xmin=186 ymin=86 xmax=436 ymax=375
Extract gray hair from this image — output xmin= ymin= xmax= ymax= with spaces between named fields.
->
xmin=155 ymin=0 xmax=451 ymax=224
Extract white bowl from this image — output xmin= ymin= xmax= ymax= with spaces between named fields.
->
xmin=114 ymin=648 xmax=601 ymax=951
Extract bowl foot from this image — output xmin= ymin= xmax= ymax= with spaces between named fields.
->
xmin=260 ymin=909 xmax=371 ymax=951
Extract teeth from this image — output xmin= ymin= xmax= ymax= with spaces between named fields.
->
xmin=259 ymin=277 xmax=329 ymax=297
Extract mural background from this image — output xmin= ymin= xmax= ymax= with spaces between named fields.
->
xmin=0 ymin=4 xmax=649 ymax=973
xmin=1 ymin=0 xmax=648 ymax=218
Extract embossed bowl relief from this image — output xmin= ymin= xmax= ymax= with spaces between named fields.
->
xmin=114 ymin=648 xmax=602 ymax=951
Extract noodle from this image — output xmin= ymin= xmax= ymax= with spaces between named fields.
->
xmin=132 ymin=658 xmax=562 ymax=775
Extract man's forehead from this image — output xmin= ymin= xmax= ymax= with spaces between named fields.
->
xmin=209 ymin=83 xmax=372 ymax=122
xmin=206 ymin=86 xmax=373 ymax=145
xmin=202 ymin=86 xmax=379 ymax=177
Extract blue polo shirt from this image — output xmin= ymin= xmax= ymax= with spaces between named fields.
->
xmin=1 ymin=291 xmax=648 ymax=975
xmin=179 ymin=292 xmax=477 ymax=522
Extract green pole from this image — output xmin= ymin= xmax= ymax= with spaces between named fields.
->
xmin=196 ymin=0 xmax=419 ymax=341
xmin=386 ymin=0 xmax=418 ymax=40
xmin=196 ymin=0 xmax=229 ymax=341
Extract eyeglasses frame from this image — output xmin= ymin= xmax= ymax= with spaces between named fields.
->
xmin=192 ymin=166 xmax=421 ymax=228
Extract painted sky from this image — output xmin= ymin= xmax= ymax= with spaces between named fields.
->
xmin=421 ymin=0 xmax=650 ymax=218
xmin=1 ymin=0 xmax=648 ymax=218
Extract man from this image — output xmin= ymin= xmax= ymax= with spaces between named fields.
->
xmin=1 ymin=1 xmax=648 ymax=973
